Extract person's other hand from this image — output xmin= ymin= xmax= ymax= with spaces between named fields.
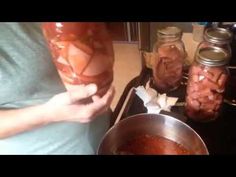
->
xmin=44 ymin=84 xmax=115 ymax=123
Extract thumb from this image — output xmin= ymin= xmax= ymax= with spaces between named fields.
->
xmin=47 ymin=84 xmax=98 ymax=106
xmin=68 ymin=84 xmax=98 ymax=103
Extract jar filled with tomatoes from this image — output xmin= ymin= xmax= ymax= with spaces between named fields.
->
xmin=42 ymin=22 xmax=114 ymax=96
xmin=152 ymin=27 xmax=186 ymax=92
xmin=185 ymin=46 xmax=230 ymax=122
xmin=152 ymin=26 xmax=186 ymax=93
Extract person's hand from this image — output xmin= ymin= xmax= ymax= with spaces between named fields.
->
xmin=43 ymin=84 xmax=115 ymax=123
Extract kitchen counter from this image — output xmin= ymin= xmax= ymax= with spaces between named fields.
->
xmin=182 ymin=33 xmax=200 ymax=64
xmin=111 ymin=42 xmax=142 ymax=110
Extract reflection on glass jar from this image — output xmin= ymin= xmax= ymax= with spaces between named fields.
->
xmin=185 ymin=47 xmax=230 ymax=122
xmin=152 ymin=27 xmax=186 ymax=93
xmin=42 ymin=22 xmax=114 ymax=96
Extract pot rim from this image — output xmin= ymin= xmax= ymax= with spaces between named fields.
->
xmin=97 ymin=113 xmax=209 ymax=155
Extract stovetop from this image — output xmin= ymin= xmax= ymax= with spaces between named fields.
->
xmin=112 ymin=68 xmax=236 ymax=154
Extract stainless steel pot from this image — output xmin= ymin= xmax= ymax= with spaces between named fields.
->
xmin=97 ymin=113 xmax=209 ymax=155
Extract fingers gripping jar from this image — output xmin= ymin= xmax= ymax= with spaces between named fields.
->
xmin=185 ymin=47 xmax=230 ymax=122
xmin=42 ymin=22 xmax=114 ymax=96
xmin=152 ymin=27 xmax=186 ymax=93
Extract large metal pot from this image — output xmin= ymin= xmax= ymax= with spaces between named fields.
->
xmin=97 ymin=113 xmax=209 ymax=155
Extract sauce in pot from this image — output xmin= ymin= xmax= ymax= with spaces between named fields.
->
xmin=115 ymin=134 xmax=191 ymax=155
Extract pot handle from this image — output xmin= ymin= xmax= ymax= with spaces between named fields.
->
xmin=114 ymin=87 xmax=135 ymax=125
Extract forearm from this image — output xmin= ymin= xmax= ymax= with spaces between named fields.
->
xmin=0 ymin=104 xmax=51 ymax=139
xmin=0 ymin=84 xmax=114 ymax=139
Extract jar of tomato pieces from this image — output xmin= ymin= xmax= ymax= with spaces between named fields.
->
xmin=42 ymin=22 xmax=114 ymax=96
xmin=153 ymin=27 xmax=186 ymax=93
xmin=185 ymin=46 xmax=230 ymax=122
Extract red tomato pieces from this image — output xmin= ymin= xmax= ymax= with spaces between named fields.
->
xmin=185 ymin=63 xmax=228 ymax=121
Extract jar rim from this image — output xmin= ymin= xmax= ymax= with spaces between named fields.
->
xmin=157 ymin=26 xmax=182 ymax=40
xmin=204 ymin=27 xmax=233 ymax=45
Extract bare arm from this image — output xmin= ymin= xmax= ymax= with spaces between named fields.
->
xmin=0 ymin=105 xmax=51 ymax=139
xmin=0 ymin=84 xmax=115 ymax=139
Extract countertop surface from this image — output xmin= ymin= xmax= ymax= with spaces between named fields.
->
xmin=111 ymin=42 xmax=142 ymax=110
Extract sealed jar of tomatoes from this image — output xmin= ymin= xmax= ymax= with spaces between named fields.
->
xmin=196 ymin=27 xmax=232 ymax=59
xmin=152 ymin=27 xmax=186 ymax=93
xmin=42 ymin=22 xmax=114 ymax=96
xmin=185 ymin=46 xmax=230 ymax=122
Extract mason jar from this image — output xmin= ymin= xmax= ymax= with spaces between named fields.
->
xmin=42 ymin=22 xmax=114 ymax=96
xmin=196 ymin=27 xmax=232 ymax=59
xmin=152 ymin=26 xmax=186 ymax=93
xmin=185 ymin=46 xmax=230 ymax=122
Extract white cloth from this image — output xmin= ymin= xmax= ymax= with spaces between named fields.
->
xmin=135 ymin=80 xmax=178 ymax=114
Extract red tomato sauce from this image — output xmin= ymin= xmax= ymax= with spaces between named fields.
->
xmin=116 ymin=134 xmax=191 ymax=155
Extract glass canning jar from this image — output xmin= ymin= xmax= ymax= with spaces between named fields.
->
xmin=185 ymin=46 xmax=230 ymax=122
xmin=42 ymin=22 xmax=114 ymax=96
xmin=152 ymin=26 xmax=186 ymax=93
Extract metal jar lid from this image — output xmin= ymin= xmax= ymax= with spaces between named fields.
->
xmin=204 ymin=27 xmax=233 ymax=44
xmin=196 ymin=46 xmax=229 ymax=66
xmin=157 ymin=26 xmax=183 ymax=40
